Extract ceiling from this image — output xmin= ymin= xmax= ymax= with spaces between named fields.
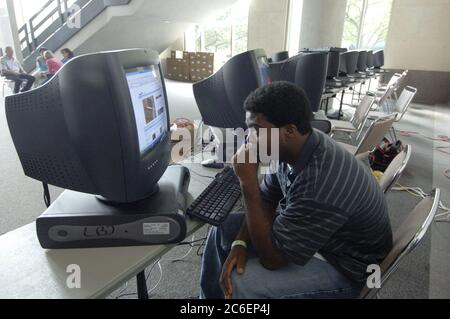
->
xmin=71 ymin=0 xmax=237 ymax=54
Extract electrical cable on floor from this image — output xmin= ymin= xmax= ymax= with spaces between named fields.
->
xmin=397 ymin=130 xmax=450 ymax=182
xmin=392 ymin=184 xmax=450 ymax=222
xmin=146 ymin=259 xmax=163 ymax=295
xmin=115 ymin=257 xmax=163 ymax=299
xmin=166 ymin=235 xmax=196 ymax=262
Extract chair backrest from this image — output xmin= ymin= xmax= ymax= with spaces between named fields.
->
xmin=312 ymin=120 xmax=332 ymax=135
xmin=378 ymin=85 xmax=396 ymax=113
xmin=360 ymin=189 xmax=441 ymax=299
xmin=351 ymin=95 xmax=376 ymax=131
xmin=386 ymin=73 xmax=402 ymax=89
xmin=394 ymin=86 xmax=417 ymax=121
xmin=354 ymin=116 xmax=396 ymax=155
xmin=379 ymin=145 xmax=412 ymax=194
xmin=393 ymin=70 xmax=408 ymax=94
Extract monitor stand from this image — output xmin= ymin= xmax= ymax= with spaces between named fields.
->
xmin=36 ymin=166 xmax=191 ymax=249
xmin=96 ymin=185 xmax=160 ymax=206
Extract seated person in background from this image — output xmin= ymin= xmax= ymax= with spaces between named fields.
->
xmin=1 ymin=46 xmax=35 ymax=94
xmin=44 ymin=51 xmax=64 ymax=79
xmin=200 ymin=82 xmax=393 ymax=299
xmin=36 ymin=47 xmax=49 ymax=74
xmin=60 ymin=48 xmax=75 ymax=64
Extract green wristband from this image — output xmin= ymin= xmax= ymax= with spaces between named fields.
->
xmin=232 ymin=240 xmax=248 ymax=249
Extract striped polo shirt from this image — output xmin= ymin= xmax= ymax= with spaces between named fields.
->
xmin=261 ymin=129 xmax=393 ymax=283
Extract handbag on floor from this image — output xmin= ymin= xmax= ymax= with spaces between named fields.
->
xmin=369 ymin=138 xmax=404 ymax=172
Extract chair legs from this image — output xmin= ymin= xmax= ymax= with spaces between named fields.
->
xmin=389 ymin=126 xmax=398 ymax=141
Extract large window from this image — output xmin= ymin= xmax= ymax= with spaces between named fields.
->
xmin=185 ymin=0 xmax=250 ymax=67
xmin=342 ymin=0 xmax=393 ymax=50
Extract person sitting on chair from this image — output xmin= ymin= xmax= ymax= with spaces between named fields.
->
xmin=60 ymin=48 xmax=75 ymax=64
xmin=44 ymin=51 xmax=64 ymax=79
xmin=200 ymin=82 xmax=393 ymax=299
xmin=36 ymin=47 xmax=49 ymax=74
xmin=1 ymin=46 xmax=35 ymax=94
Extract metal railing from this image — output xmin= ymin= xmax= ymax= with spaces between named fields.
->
xmin=19 ymin=0 xmax=89 ymax=58
xmin=17 ymin=0 xmax=131 ymax=72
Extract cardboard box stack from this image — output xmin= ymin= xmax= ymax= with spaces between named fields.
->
xmin=189 ymin=52 xmax=214 ymax=82
xmin=166 ymin=50 xmax=214 ymax=82
xmin=166 ymin=51 xmax=190 ymax=82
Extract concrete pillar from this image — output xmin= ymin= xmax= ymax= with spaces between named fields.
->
xmin=299 ymin=0 xmax=347 ymax=50
xmin=5 ymin=0 xmax=22 ymax=63
xmin=247 ymin=0 xmax=290 ymax=57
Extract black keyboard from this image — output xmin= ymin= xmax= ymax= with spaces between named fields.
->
xmin=187 ymin=167 xmax=241 ymax=226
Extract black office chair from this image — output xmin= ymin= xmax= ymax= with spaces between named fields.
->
xmin=271 ymin=51 xmax=289 ymax=63
xmin=294 ymin=52 xmax=328 ymax=113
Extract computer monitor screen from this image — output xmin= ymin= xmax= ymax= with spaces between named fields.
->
xmin=257 ymin=56 xmax=272 ymax=85
xmin=126 ymin=66 xmax=168 ymax=155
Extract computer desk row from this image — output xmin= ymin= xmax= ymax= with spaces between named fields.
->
xmin=0 ymin=160 xmax=231 ymax=299
xmin=321 ymin=73 xmax=382 ymax=120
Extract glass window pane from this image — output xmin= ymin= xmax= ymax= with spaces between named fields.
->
xmin=360 ymin=0 xmax=393 ymax=49
xmin=342 ymin=0 xmax=365 ymax=49
xmin=204 ymin=23 xmax=232 ymax=63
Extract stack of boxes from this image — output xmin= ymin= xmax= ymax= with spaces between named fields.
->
xmin=166 ymin=51 xmax=190 ymax=82
xmin=166 ymin=51 xmax=214 ymax=82
xmin=189 ymin=52 xmax=214 ymax=82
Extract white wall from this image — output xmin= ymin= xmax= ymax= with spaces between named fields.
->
xmin=385 ymin=0 xmax=450 ymax=72
xmin=298 ymin=0 xmax=347 ymax=50
xmin=247 ymin=0 xmax=290 ymax=57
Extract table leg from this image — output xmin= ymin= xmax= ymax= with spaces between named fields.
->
xmin=137 ymin=271 xmax=149 ymax=299
xmin=338 ymin=90 xmax=345 ymax=120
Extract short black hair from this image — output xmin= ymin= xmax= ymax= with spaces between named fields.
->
xmin=61 ymin=48 xmax=75 ymax=58
xmin=244 ymin=81 xmax=313 ymax=135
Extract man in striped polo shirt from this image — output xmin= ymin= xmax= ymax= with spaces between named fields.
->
xmin=200 ymin=81 xmax=393 ymax=299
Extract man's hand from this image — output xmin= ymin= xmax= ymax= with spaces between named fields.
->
xmin=219 ymin=246 xmax=247 ymax=299
xmin=232 ymin=135 xmax=259 ymax=184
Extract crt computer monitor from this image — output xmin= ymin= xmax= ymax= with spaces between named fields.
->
xmin=257 ymin=55 xmax=272 ymax=86
xmin=193 ymin=49 xmax=269 ymax=130
xmin=5 ymin=49 xmax=171 ymax=204
xmin=301 ymin=48 xmax=346 ymax=79
xmin=373 ymin=50 xmax=385 ymax=68
xmin=340 ymin=51 xmax=360 ymax=75
xmin=357 ymin=50 xmax=368 ymax=72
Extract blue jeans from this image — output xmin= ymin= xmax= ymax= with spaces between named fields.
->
xmin=200 ymin=213 xmax=363 ymax=299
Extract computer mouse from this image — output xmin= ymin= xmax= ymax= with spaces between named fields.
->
xmin=201 ymin=159 xmax=225 ymax=169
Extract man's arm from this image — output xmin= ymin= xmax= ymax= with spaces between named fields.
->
xmin=1 ymin=67 xmax=17 ymax=76
xmin=240 ymin=178 xmax=289 ymax=270
xmin=0 ymin=62 xmax=18 ymax=77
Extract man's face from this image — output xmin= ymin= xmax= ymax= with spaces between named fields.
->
xmin=246 ymin=112 xmax=286 ymax=163
xmin=6 ymin=47 xmax=13 ymax=58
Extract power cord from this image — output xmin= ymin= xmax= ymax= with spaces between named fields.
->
xmin=43 ymin=182 xmax=51 ymax=208
xmin=392 ymin=184 xmax=450 ymax=222
xmin=115 ymin=234 xmax=208 ymax=299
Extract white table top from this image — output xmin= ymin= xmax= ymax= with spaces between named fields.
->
xmin=0 ymin=163 xmax=220 ymax=299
